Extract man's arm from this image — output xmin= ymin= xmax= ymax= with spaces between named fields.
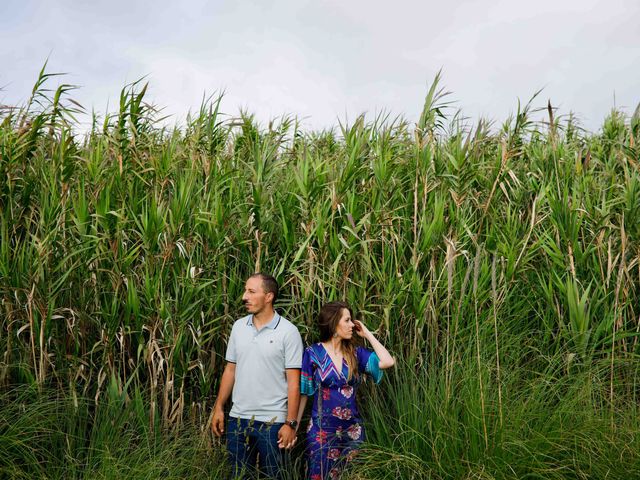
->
xmin=277 ymin=368 xmax=300 ymax=449
xmin=211 ymin=362 xmax=236 ymax=436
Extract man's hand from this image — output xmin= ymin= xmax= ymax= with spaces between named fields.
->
xmin=277 ymin=424 xmax=297 ymax=449
xmin=211 ymin=408 xmax=225 ymax=437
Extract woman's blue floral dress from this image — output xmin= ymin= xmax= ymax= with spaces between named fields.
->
xmin=300 ymin=343 xmax=382 ymax=480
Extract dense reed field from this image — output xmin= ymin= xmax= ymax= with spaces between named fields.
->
xmin=1 ymin=67 xmax=640 ymax=479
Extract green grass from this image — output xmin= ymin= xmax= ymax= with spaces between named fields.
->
xmin=0 ymin=385 xmax=228 ymax=479
xmin=1 ymin=64 xmax=640 ymax=478
xmin=359 ymin=336 xmax=640 ymax=479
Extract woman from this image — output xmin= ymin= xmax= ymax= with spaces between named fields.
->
xmin=295 ymin=301 xmax=395 ymax=479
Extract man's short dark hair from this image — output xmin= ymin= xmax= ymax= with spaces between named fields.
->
xmin=250 ymin=273 xmax=279 ymax=303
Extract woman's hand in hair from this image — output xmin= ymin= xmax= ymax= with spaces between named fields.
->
xmin=353 ymin=320 xmax=372 ymax=340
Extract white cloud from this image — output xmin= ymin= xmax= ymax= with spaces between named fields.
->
xmin=1 ymin=0 xmax=638 ymax=132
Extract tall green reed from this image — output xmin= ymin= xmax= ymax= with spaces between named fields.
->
xmin=1 ymin=65 xmax=639 ymax=477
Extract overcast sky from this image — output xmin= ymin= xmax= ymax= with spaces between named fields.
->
xmin=2 ymin=0 xmax=639 ymax=133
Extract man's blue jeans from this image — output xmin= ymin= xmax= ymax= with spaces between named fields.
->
xmin=226 ymin=417 xmax=287 ymax=479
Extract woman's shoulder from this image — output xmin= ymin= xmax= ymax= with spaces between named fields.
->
xmin=304 ymin=342 xmax=324 ymax=356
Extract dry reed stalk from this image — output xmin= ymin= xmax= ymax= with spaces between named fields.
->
xmin=491 ymin=254 xmax=505 ymax=434
xmin=27 ymin=284 xmax=38 ymax=387
xmin=412 ymin=158 xmax=419 ymax=268
xmin=444 ymin=236 xmax=456 ymax=400
xmin=473 ymin=247 xmax=488 ymax=450
xmin=610 ymin=215 xmax=626 ymax=429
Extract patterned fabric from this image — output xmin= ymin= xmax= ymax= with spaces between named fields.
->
xmin=301 ymin=343 xmax=382 ymax=479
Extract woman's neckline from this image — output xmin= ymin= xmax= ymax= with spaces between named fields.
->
xmin=319 ymin=342 xmax=346 ymax=378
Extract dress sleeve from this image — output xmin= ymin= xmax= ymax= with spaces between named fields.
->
xmin=300 ymin=347 xmax=317 ymax=395
xmin=356 ymin=347 xmax=383 ymax=384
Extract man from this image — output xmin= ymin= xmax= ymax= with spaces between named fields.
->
xmin=211 ymin=273 xmax=303 ymax=479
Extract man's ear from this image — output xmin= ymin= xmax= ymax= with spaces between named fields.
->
xmin=266 ymin=291 xmax=275 ymax=305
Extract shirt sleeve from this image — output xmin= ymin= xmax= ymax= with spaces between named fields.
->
xmin=356 ymin=347 xmax=383 ymax=384
xmin=284 ymin=327 xmax=304 ymax=369
xmin=300 ymin=347 xmax=317 ymax=395
xmin=225 ymin=322 xmax=237 ymax=363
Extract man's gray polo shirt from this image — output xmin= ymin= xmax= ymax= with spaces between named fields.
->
xmin=225 ymin=312 xmax=303 ymax=423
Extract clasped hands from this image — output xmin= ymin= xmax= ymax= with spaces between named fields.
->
xmin=277 ymin=423 xmax=298 ymax=449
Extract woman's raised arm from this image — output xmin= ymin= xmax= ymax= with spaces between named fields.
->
xmin=354 ymin=320 xmax=395 ymax=369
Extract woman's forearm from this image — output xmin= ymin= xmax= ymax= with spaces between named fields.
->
xmin=296 ymin=395 xmax=308 ymax=427
xmin=366 ymin=332 xmax=395 ymax=369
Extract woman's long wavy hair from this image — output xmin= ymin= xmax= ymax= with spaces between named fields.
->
xmin=318 ymin=301 xmax=358 ymax=381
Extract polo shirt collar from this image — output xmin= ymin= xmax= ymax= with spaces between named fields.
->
xmin=246 ymin=311 xmax=281 ymax=330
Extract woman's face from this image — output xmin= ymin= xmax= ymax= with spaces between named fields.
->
xmin=334 ymin=308 xmax=354 ymax=340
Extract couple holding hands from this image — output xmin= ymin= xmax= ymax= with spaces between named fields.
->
xmin=211 ymin=273 xmax=395 ymax=479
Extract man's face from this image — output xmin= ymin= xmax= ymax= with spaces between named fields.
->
xmin=242 ymin=277 xmax=272 ymax=314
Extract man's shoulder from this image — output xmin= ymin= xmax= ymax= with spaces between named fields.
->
xmin=231 ymin=315 xmax=251 ymax=329
xmin=276 ymin=316 xmax=301 ymax=334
